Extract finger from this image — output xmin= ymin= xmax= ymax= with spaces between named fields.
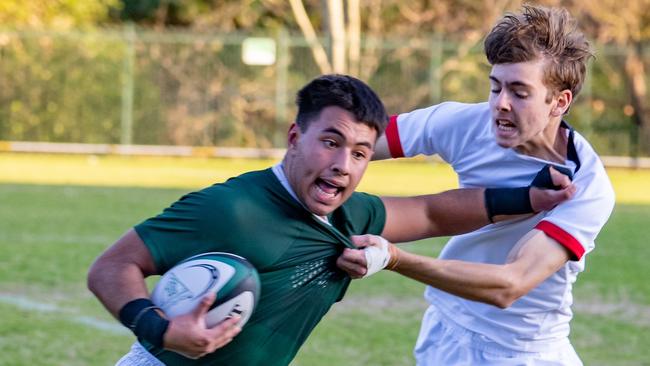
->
xmin=560 ymin=184 xmax=576 ymax=198
xmin=567 ymin=184 xmax=577 ymax=196
xmin=193 ymin=292 xmax=217 ymax=319
xmin=341 ymin=248 xmax=366 ymax=262
xmin=206 ymin=317 xmax=242 ymax=349
xmin=336 ymin=256 xmax=367 ymax=278
xmin=548 ymin=185 xmax=575 ymax=204
xmin=337 ymin=259 xmax=367 ymax=278
xmin=220 ymin=315 xmax=241 ymax=329
xmin=350 ymin=235 xmax=371 ymax=248
xmin=209 ymin=316 xmax=241 ymax=334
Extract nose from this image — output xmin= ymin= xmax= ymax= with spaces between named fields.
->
xmin=493 ymin=90 xmax=511 ymax=112
xmin=331 ymin=149 xmax=351 ymax=175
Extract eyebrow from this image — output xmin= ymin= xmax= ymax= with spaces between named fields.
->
xmin=322 ymin=127 xmax=374 ymax=149
xmin=489 ymin=76 xmax=531 ymax=89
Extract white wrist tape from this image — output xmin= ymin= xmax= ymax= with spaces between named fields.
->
xmin=363 ymin=236 xmax=391 ymax=278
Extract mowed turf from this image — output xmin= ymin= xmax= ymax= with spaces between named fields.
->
xmin=0 ymin=153 xmax=648 ymax=365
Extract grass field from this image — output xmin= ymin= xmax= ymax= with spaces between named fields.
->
xmin=1 ymin=153 xmax=649 ymax=365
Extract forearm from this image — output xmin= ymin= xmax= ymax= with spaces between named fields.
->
xmin=392 ymin=249 xmax=516 ymax=308
xmin=87 ymin=260 xmax=151 ymax=318
xmin=388 ymin=230 xmax=570 ymax=308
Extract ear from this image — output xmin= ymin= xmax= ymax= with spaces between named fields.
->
xmin=287 ymin=123 xmax=300 ymax=149
xmin=551 ymin=89 xmax=573 ymax=117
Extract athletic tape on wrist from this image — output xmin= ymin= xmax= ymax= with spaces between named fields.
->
xmin=363 ymin=237 xmax=391 ymax=278
xmin=119 ymin=298 xmax=169 ymax=348
xmin=484 ymin=187 xmax=532 ymax=222
xmin=385 ymin=244 xmax=400 ymax=270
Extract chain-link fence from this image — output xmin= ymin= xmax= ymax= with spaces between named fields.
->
xmin=0 ymin=26 xmax=648 ymax=156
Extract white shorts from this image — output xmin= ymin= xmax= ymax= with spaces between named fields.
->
xmin=115 ymin=342 xmax=165 ymax=366
xmin=414 ymin=305 xmax=583 ymax=366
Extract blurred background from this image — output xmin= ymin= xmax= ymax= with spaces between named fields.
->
xmin=0 ymin=0 xmax=648 ymax=158
xmin=1 ymin=1 xmax=649 ymax=365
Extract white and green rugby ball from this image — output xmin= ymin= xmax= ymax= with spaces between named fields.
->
xmin=151 ymin=252 xmax=261 ymax=328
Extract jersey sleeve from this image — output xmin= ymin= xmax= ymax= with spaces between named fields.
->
xmin=534 ymin=140 xmax=615 ymax=261
xmin=385 ymin=102 xmax=489 ymax=164
xmin=134 ymin=188 xmax=224 ymax=272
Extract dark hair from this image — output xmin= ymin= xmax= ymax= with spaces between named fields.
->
xmin=295 ymin=74 xmax=388 ymax=136
xmin=484 ymin=5 xmax=593 ymax=99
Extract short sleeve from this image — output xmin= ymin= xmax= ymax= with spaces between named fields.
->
xmin=387 ymin=102 xmax=491 ymax=165
xmin=134 ymin=189 xmax=222 ymax=272
xmin=534 ymin=139 xmax=615 ymax=261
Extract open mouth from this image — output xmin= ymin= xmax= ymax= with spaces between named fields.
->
xmin=315 ymin=178 xmax=344 ymax=199
xmin=496 ymin=119 xmax=516 ymax=132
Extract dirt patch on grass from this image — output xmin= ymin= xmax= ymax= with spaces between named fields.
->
xmin=574 ymin=294 xmax=650 ymax=327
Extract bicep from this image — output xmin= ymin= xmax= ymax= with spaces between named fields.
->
xmin=97 ymin=228 xmax=158 ymax=276
xmin=380 ymin=189 xmax=489 ymax=243
xmin=87 ymin=229 xmax=158 ymax=316
xmin=381 ymin=196 xmax=438 ymax=242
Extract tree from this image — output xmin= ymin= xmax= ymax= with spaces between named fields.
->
xmin=567 ymin=0 xmax=650 ymax=156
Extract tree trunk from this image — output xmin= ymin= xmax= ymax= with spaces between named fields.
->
xmin=327 ymin=0 xmax=347 ymax=73
xmin=347 ymin=0 xmax=361 ymax=77
xmin=289 ymin=0 xmax=332 ymax=74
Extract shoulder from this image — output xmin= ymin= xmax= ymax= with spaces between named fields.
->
xmin=571 ymin=131 xmax=615 ymax=201
xmin=397 ymin=101 xmax=488 ymax=123
xmin=393 ymin=102 xmax=490 ymax=159
xmin=344 ymin=191 xmax=384 ymax=208
xmin=332 ymin=192 xmax=386 ymax=235
xmin=202 ymin=168 xmax=275 ymax=199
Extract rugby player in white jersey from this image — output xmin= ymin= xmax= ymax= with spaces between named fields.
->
xmin=337 ymin=5 xmax=615 ymax=365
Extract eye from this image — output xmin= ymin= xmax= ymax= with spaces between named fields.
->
xmin=323 ymin=139 xmax=338 ymax=148
xmin=352 ymin=150 xmax=369 ymax=160
xmin=515 ymin=92 xmax=529 ymax=99
xmin=490 ymin=88 xmax=501 ymax=94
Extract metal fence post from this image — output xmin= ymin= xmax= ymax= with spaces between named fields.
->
xmin=429 ymin=33 xmax=442 ymax=104
xmin=274 ymin=28 xmax=289 ymax=148
xmin=120 ymin=23 xmax=135 ymax=145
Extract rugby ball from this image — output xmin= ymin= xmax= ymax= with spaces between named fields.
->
xmin=151 ymin=252 xmax=261 ymax=328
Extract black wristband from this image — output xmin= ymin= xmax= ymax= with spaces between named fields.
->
xmin=119 ymin=298 xmax=169 ymax=349
xmin=531 ymin=164 xmax=574 ymax=189
xmin=484 ymin=187 xmax=532 ymax=222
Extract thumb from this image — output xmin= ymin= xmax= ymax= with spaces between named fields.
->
xmin=549 ymin=167 xmax=571 ymax=189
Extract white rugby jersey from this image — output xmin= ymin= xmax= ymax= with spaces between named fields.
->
xmin=387 ymin=101 xmax=615 ymax=352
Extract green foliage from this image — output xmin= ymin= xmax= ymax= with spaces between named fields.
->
xmin=0 ymin=30 xmax=127 ymax=143
xmin=0 ymin=0 xmax=118 ymax=28
xmin=0 ymin=27 xmax=645 ymax=153
xmin=0 ymin=1 xmax=648 ymax=152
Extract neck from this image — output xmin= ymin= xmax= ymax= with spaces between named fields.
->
xmin=514 ymin=118 xmax=567 ymax=163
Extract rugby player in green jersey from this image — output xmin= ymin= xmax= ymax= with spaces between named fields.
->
xmin=88 ymin=74 xmax=574 ymax=366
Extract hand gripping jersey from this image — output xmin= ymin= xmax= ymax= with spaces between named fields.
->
xmin=387 ymin=102 xmax=615 ymax=352
xmin=134 ymin=168 xmax=386 ymax=365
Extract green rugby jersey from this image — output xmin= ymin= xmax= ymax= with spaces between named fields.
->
xmin=134 ymin=168 xmax=386 ymax=365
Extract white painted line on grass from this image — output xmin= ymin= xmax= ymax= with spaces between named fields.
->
xmin=0 ymin=293 xmax=129 ymax=335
